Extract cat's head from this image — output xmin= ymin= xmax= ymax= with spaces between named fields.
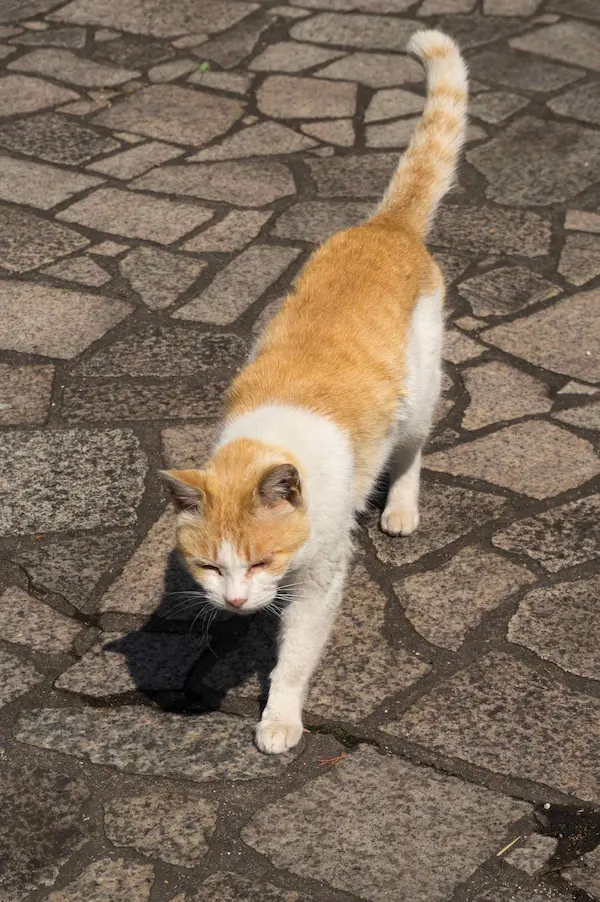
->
xmin=161 ymin=438 xmax=309 ymax=614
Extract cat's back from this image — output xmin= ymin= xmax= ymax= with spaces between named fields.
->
xmin=227 ymin=220 xmax=438 ymax=444
xmin=274 ymin=220 xmax=430 ymax=338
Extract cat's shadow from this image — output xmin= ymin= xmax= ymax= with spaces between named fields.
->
xmin=106 ymin=550 xmax=279 ymax=715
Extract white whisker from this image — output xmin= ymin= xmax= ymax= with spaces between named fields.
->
xmin=189 ymin=604 xmax=217 ymax=650
xmin=276 ymin=594 xmax=307 ymax=601
xmin=160 ymin=597 xmax=212 ymax=619
xmin=164 ymin=590 xmax=205 ymax=598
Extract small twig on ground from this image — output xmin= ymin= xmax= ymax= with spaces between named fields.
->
xmin=496 ymin=836 xmax=522 ymax=857
xmin=318 ymin=754 xmax=349 ymax=768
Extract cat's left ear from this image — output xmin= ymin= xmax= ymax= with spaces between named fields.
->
xmin=257 ymin=463 xmax=302 ymax=512
xmin=160 ymin=469 xmax=205 ymax=516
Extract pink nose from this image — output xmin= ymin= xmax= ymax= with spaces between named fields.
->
xmin=227 ymin=597 xmax=247 ymax=609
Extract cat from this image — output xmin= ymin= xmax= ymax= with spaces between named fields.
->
xmin=162 ymin=29 xmax=468 ymax=754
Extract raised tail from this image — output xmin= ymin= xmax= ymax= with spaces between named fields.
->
xmin=378 ymin=29 xmax=468 ymax=238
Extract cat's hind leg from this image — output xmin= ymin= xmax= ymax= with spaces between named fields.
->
xmin=380 ymin=441 xmax=422 ymax=536
xmin=380 ymin=279 xmax=444 ymax=537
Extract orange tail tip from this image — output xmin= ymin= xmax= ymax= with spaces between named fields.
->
xmin=379 ymin=29 xmax=468 ymax=238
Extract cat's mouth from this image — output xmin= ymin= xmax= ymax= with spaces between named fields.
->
xmin=224 ymin=601 xmax=254 ymax=615
xmin=220 ymin=593 xmax=283 ymax=617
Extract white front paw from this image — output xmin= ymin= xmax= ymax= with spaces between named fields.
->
xmin=380 ymin=504 xmax=420 ymax=537
xmin=255 ymin=719 xmax=303 ymax=755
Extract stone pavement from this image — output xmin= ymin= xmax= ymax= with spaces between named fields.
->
xmin=0 ymin=0 xmax=599 ymax=900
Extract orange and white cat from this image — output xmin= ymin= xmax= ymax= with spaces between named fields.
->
xmin=163 ymin=30 xmax=468 ymax=754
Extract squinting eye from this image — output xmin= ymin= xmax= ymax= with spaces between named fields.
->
xmin=192 ymin=561 xmax=221 ymax=574
xmin=249 ymin=560 xmax=268 ymax=571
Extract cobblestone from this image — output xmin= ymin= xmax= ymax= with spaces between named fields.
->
xmin=62 ymin=377 xmax=228 ymax=422
xmin=8 ymin=47 xmax=138 ymax=86
xmin=554 ymin=400 xmax=600 ymax=431
xmin=98 ymin=511 xmax=176 ymax=616
xmin=119 ymin=246 xmax=205 ymax=309
xmin=55 ymin=629 xmax=201 ymax=696
xmin=57 ymin=187 xmax=214 ymax=244
xmin=95 ymin=84 xmax=244 ymax=145
xmin=548 ymin=81 xmax=600 ymax=126
xmin=508 ymin=575 xmax=600 ymax=680
xmin=188 ymin=121 xmax=316 ymax=162
xmin=0 ymin=363 xmax=54 ymax=425
xmin=0 ymin=427 xmax=146 ymax=535
xmin=87 ymin=140 xmax=183 ymax=179
xmin=0 ymin=646 xmax=44 ymax=706
xmin=315 ymin=50 xmax=422 ymax=86
xmin=257 ymin=74 xmax=356 ymax=119
xmin=0 ymin=761 xmax=90 ymax=900
xmin=250 ymin=41 xmax=342 ymax=73
xmin=393 ymin=547 xmax=535 ymax=650
xmin=468 ymin=117 xmax=600 ymax=206
xmin=0 ymin=153 xmax=101 ymax=209
xmin=510 ymin=21 xmax=600 ymax=72
xmin=45 ymin=858 xmax=154 ymax=902
xmin=470 ymin=89 xmax=528 ymax=123
xmin=272 ymin=199 xmax=372 ymax=242
xmin=301 ymin=118 xmax=354 ymax=146
xmin=103 ymin=792 xmax=218 ymax=867
xmin=483 ymin=290 xmax=600 ymax=382
xmin=10 ymin=24 xmax=86 ymax=48
xmin=469 ymin=46 xmax=582 ymax=92
xmin=197 ymin=17 xmax=269 ymax=69
xmin=0 ymin=279 xmax=132 ymax=357
xmin=457 ymin=265 xmax=559 ymax=317
xmin=17 ymin=708 xmax=298 ymax=780
xmin=558 ymin=233 xmax=600 ymax=286
xmin=426 ymin=421 xmax=599 ymax=499
xmin=0 ymin=72 xmax=77 ymax=114
xmin=0 ymin=112 xmax=120 ymax=164
xmin=43 ymin=255 xmax=111 ymax=286
xmin=1 ymin=586 xmax=82 ymax=653
xmin=565 ymin=209 xmax=600 ymax=233
xmin=51 ymin=0 xmax=257 ymax=39
xmin=493 ymin=494 xmax=600 ymax=573
xmin=291 ymin=12 xmax=418 ymax=50
xmin=15 ymin=532 xmax=138 ymax=611
xmin=132 ymin=159 xmax=295 ymax=206
xmin=365 ymin=87 xmax=424 ymax=122
xmin=430 ymin=204 xmax=551 ymax=256
xmin=183 ymin=210 xmax=271 ymax=253
xmin=174 ymin=245 xmax=301 ymax=325
xmin=462 ymin=361 xmax=551 ymax=429
xmin=370 ymin=481 xmax=508 ymax=566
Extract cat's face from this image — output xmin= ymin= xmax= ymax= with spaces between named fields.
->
xmin=162 ymin=439 xmax=309 ymax=614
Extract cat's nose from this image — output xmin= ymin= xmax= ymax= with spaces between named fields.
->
xmin=227 ymin=597 xmax=247 ymax=609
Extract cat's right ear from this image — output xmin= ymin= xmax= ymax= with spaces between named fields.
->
xmin=160 ymin=470 xmax=205 ymax=516
xmin=257 ymin=463 xmax=302 ymax=512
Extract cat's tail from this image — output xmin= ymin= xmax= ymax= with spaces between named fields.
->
xmin=377 ymin=29 xmax=468 ymax=238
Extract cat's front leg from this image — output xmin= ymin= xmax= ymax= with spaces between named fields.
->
xmin=255 ymin=560 xmax=347 ymax=755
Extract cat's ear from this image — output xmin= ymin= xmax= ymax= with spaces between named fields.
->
xmin=257 ymin=463 xmax=302 ymax=512
xmin=160 ymin=470 xmax=205 ymax=516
